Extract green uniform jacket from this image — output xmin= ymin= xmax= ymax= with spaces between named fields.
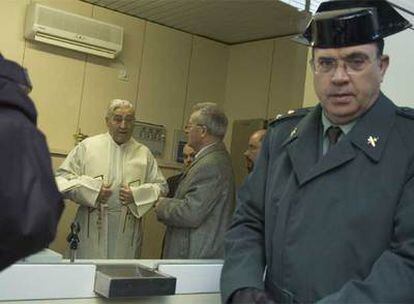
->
xmin=221 ymin=93 xmax=414 ymax=303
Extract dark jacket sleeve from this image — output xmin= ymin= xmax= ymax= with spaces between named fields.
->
xmin=0 ymin=107 xmax=63 ymax=271
xmin=220 ymin=133 xmax=271 ymax=303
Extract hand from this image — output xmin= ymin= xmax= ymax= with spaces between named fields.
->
xmin=96 ymin=184 xmax=112 ymax=205
xmin=231 ymin=288 xmax=276 ymax=304
xmin=154 ymin=197 xmax=166 ymax=210
xmin=119 ymin=185 xmax=134 ymax=205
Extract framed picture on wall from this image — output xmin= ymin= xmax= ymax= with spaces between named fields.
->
xmin=172 ymin=129 xmax=187 ymax=163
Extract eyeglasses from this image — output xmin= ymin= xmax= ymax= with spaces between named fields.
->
xmin=111 ymin=115 xmax=135 ymax=125
xmin=184 ymin=123 xmax=205 ymax=131
xmin=311 ymin=54 xmax=377 ymax=75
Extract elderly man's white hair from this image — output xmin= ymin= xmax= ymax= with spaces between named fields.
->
xmin=106 ymin=99 xmax=135 ymax=118
xmin=191 ymin=102 xmax=228 ymax=139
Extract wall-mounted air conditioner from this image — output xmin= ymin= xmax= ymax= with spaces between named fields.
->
xmin=24 ymin=3 xmax=123 ymax=59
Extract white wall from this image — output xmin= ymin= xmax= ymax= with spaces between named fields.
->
xmin=382 ymin=28 xmax=414 ymax=107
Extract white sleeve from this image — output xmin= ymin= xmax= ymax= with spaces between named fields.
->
xmin=55 ymin=143 xmax=102 ymax=208
xmin=130 ymin=150 xmax=168 ymax=217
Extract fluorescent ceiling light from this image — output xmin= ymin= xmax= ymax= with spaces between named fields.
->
xmin=279 ymin=0 xmax=322 ymax=13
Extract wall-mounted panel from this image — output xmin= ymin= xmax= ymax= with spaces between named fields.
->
xmin=268 ymin=37 xmax=308 ymax=118
xmin=223 ymin=40 xmax=274 ymax=147
xmin=0 ymin=0 xmax=29 ymax=64
xmin=137 ymin=22 xmax=192 ymax=161
xmin=183 ymin=36 xmax=229 ymax=124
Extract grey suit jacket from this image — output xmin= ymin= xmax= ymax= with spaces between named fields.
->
xmin=156 ymin=141 xmax=235 ymax=259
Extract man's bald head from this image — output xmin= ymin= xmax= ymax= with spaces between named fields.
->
xmin=244 ymin=129 xmax=266 ymax=173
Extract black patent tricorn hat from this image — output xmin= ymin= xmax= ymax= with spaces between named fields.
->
xmin=297 ymin=0 xmax=411 ymax=48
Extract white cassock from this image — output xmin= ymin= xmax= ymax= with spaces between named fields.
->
xmin=55 ymin=133 xmax=168 ymax=259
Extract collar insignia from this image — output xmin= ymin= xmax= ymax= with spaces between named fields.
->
xmin=367 ymin=136 xmax=379 ymax=148
xmin=290 ymin=127 xmax=298 ymax=138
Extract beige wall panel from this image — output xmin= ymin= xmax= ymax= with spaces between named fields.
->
xmin=303 ymin=48 xmax=319 ymax=107
xmin=78 ymin=7 xmax=146 ymax=138
xmin=0 ymin=0 xmax=29 ymax=63
xmin=141 ymin=209 xmax=166 ymax=259
xmin=223 ymin=40 xmax=274 ymax=147
xmin=24 ymin=45 xmax=88 ymax=153
xmin=183 ymin=36 xmax=229 ymax=124
xmin=137 ymin=23 xmax=192 ymax=162
xmin=23 ymin=0 xmax=93 ymax=153
xmin=140 ymin=165 xmax=181 ymax=258
xmin=268 ymin=37 xmax=308 ymax=118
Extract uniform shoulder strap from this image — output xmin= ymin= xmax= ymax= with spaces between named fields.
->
xmin=396 ymin=106 xmax=414 ymax=120
xmin=269 ymin=107 xmax=313 ymax=126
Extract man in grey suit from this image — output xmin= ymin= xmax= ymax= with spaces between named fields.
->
xmin=155 ymin=102 xmax=234 ymax=259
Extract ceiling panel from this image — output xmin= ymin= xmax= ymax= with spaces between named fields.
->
xmin=80 ymin=0 xmax=311 ymax=44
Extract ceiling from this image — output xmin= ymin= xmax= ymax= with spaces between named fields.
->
xmin=390 ymin=0 xmax=414 ymax=25
xmin=81 ymin=0 xmax=312 ymax=45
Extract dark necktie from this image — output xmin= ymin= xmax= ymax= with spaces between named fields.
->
xmin=326 ymin=126 xmax=342 ymax=149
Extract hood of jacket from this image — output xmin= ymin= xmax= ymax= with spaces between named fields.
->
xmin=0 ymin=55 xmax=37 ymax=124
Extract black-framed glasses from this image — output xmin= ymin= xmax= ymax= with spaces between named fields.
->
xmin=310 ymin=53 xmax=377 ymax=75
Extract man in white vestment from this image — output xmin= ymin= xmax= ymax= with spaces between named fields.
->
xmin=56 ymin=99 xmax=168 ymax=259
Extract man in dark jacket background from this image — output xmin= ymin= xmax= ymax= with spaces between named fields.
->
xmin=166 ymin=144 xmax=195 ymax=198
xmin=0 ymin=54 xmax=63 ymax=271
xmin=221 ymin=1 xmax=414 ymax=303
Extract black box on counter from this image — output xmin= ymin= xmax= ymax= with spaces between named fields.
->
xmin=94 ymin=264 xmax=176 ymax=298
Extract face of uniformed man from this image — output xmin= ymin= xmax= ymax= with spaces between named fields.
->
xmin=312 ymin=42 xmax=389 ymax=125
xmin=106 ymin=105 xmax=135 ymax=145
xmin=183 ymin=144 xmax=195 ymax=169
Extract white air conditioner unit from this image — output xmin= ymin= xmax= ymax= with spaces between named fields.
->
xmin=24 ymin=3 xmax=123 ymax=59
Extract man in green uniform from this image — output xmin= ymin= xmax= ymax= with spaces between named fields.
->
xmin=221 ymin=1 xmax=414 ymax=303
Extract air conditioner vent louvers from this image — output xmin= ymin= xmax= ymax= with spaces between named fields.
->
xmin=37 ymin=7 xmax=122 ymax=44
xmin=25 ymin=3 xmax=123 ymax=59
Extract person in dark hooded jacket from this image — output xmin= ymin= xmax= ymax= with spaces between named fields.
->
xmin=0 ymin=53 xmax=63 ymax=271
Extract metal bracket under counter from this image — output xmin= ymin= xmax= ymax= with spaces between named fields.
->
xmin=0 ymin=259 xmax=223 ymax=302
